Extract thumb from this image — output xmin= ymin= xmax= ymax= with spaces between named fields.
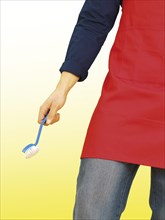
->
xmin=47 ymin=113 xmax=60 ymax=125
xmin=46 ymin=106 xmax=60 ymax=125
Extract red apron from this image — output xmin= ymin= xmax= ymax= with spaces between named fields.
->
xmin=80 ymin=0 xmax=165 ymax=169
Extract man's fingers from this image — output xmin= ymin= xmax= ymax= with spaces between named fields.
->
xmin=38 ymin=105 xmax=50 ymax=124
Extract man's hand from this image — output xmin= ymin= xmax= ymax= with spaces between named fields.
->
xmin=38 ymin=71 xmax=80 ymax=126
xmin=38 ymin=89 xmax=67 ymax=126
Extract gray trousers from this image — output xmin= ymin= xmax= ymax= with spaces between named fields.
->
xmin=73 ymin=158 xmax=165 ymax=220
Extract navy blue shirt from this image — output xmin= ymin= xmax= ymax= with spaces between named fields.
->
xmin=59 ymin=0 xmax=122 ymax=82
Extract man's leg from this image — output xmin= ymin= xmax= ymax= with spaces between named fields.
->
xmin=73 ymin=158 xmax=140 ymax=220
xmin=149 ymin=166 xmax=165 ymax=220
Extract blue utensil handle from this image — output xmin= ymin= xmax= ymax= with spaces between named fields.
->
xmin=34 ymin=113 xmax=49 ymax=146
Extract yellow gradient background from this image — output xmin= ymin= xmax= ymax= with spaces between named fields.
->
xmin=1 ymin=1 xmax=152 ymax=219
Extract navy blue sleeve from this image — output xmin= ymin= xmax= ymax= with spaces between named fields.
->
xmin=59 ymin=0 xmax=122 ymax=82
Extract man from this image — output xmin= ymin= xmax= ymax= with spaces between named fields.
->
xmin=38 ymin=0 xmax=165 ymax=219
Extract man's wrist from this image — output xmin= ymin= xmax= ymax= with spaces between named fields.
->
xmin=55 ymin=71 xmax=80 ymax=95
